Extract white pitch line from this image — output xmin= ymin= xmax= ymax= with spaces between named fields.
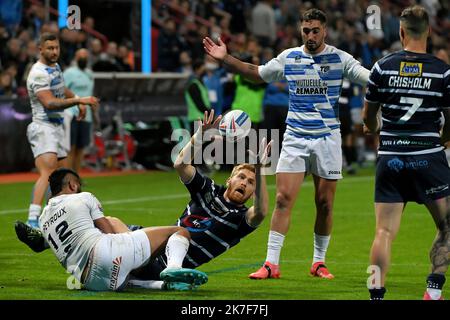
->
xmin=0 ymin=175 xmax=374 ymax=215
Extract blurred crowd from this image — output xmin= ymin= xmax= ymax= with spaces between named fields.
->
xmin=0 ymin=0 xmax=449 ymax=99
xmin=0 ymin=1 xmax=135 ymax=99
xmin=0 ymin=0 xmax=449 ymax=170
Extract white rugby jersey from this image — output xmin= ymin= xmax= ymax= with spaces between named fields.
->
xmin=259 ymin=45 xmax=369 ymax=138
xmin=27 ymin=61 xmax=66 ymax=124
xmin=39 ymin=192 xmax=104 ymax=278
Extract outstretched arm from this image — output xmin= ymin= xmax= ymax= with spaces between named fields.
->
xmin=203 ymin=37 xmax=264 ymax=84
xmin=246 ymin=139 xmax=272 ymax=227
xmin=173 ymin=110 xmax=222 ymax=183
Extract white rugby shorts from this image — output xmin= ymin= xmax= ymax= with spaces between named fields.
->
xmin=276 ymin=130 xmax=343 ymax=179
xmin=26 ymin=121 xmax=68 ymax=159
xmin=83 ymin=230 xmax=151 ymax=291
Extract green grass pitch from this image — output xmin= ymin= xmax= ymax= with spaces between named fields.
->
xmin=0 ymin=167 xmax=445 ymax=300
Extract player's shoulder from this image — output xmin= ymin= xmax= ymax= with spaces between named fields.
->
xmin=75 ymin=192 xmax=98 ymax=202
xmin=319 ymin=45 xmax=355 ymax=64
xmin=377 ymin=50 xmax=450 ymax=73
xmin=28 ymin=62 xmax=50 ymax=78
xmin=278 ymin=47 xmax=304 ymax=59
xmin=324 ymin=45 xmax=349 ymax=57
xmin=425 ymin=55 xmax=450 ymax=74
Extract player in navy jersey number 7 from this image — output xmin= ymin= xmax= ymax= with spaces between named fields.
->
xmin=204 ymin=8 xmax=369 ymax=280
xmin=363 ymin=5 xmax=450 ymax=300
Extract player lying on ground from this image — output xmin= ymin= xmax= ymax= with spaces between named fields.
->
xmin=17 ymin=167 xmax=208 ymax=291
xmin=16 ymin=110 xmax=273 ymax=290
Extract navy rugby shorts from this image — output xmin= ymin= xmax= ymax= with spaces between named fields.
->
xmin=375 ymin=151 xmax=450 ymax=204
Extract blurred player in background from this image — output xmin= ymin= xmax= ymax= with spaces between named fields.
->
xmin=16 ymin=110 xmax=272 ymax=290
xmin=36 ymin=168 xmax=208 ymax=291
xmin=203 ymin=8 xmax=369 ymax=280
xmin=338 ymin=79 xmax=365 ymax=174
xmin=26 ymin=33 xmax=99 ymax=228
xmin=363 ymin=5 xmax=450 ymax=300
xmin=64 ymin=48 xmax=99 ymax=173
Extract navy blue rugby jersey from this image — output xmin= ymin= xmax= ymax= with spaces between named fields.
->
xmin=365 ymin=50 xmax=450 ymax=155
xmin=177 ymin=170 xmax=255 ymax=268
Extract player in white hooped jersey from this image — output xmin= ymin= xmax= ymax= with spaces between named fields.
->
xmin=39 ymin=168 xmax=208 ymax=291
xmin=26 ymin=33 xmax=100 ymax=230
xmin=203 ymin=8 xmax=369 ymax=281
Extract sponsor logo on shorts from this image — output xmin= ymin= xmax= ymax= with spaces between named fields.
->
xmin=387 ymin=158 xmax=404 ymax=172
xmin=109 ymin=256 xmax=122 ymax=290
xmin=387 ymin=157 xmax=429 ymax=172
xmin=328 ymin=170 xmax=341 ymax=175
xmin=426 ymin=184 xmax=449 ymax=195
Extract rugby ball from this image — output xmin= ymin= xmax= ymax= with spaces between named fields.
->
xmin=219 ymin=110 xmax=251 ymax=142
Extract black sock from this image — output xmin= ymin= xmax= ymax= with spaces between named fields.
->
xmin=426 ymin=273 xmax=446 ymax=290
xmin=342 ymin=146 xmax=353 ymax=166
xmin=369 ymin=287 xmax=386 ymax=300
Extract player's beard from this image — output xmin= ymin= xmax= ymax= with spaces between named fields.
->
xmin=305 ymin=40 xmax=320 ymax=53
xmin=226 ymin=187 xmax=251 ymax=205
xmin=43 ymin=53 xmax=59 ymax=65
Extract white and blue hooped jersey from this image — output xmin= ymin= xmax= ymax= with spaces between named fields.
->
xmin=259 ymin=45 xmax=369 ymax=138
xmin=27 ymin=61 xmax=66 ymax=124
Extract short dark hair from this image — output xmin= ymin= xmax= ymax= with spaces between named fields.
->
xmin=301 ymin=8 xmax=327 ymax=25
xmin=400 ymin=5 xmax=429 ymax=38
xmin=48 ymin=168 xmax=80 ymax=196
xmin=39 ymin=32 xmax=59 ymax=45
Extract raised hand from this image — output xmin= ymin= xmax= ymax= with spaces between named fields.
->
xmin=203 ymin=37 xmax=227 ymax=61
xmin=198 ymin=110 xmax=222 ymax=132
xmin=248 ymin=137 xmax=273 ymax=166
xmin=77 ymin=104 xmax=87 ymax=121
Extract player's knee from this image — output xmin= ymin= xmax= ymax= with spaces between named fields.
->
xmin=39 ymin=161 xmax=58 ymax=175
xmin=376 ymin=227 xmax=395 ymax=240
xmin=176 ymin=226 xmax=191 ymax=240
xmin=315 ymin=196 xmax=332 ymax=215
xmin=275 ymin=191 xmax=292 ymax=211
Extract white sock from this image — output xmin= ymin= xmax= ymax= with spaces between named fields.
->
xmin=313 ymin=233 xmax=331 ymax=264
xmin=128 ymin=279 xmax=164 ymax=290
xmin=28 ymin=204 xmax=41 ymax=220
xmin=165 ymin=233 xmax=190 ymax=269
xmin=265 ymin=230 xmax=285 ymax=265
xmin=426 ymin=288 xmax=442 ymax=300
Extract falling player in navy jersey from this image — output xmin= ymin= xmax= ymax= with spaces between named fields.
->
xmin=204 ymin=8 xmax=369 ymax=280
xmin=15 ymin=110 xmax=273 ymax=290
xmin=363 ymin=5 xmax=450 ymax=300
